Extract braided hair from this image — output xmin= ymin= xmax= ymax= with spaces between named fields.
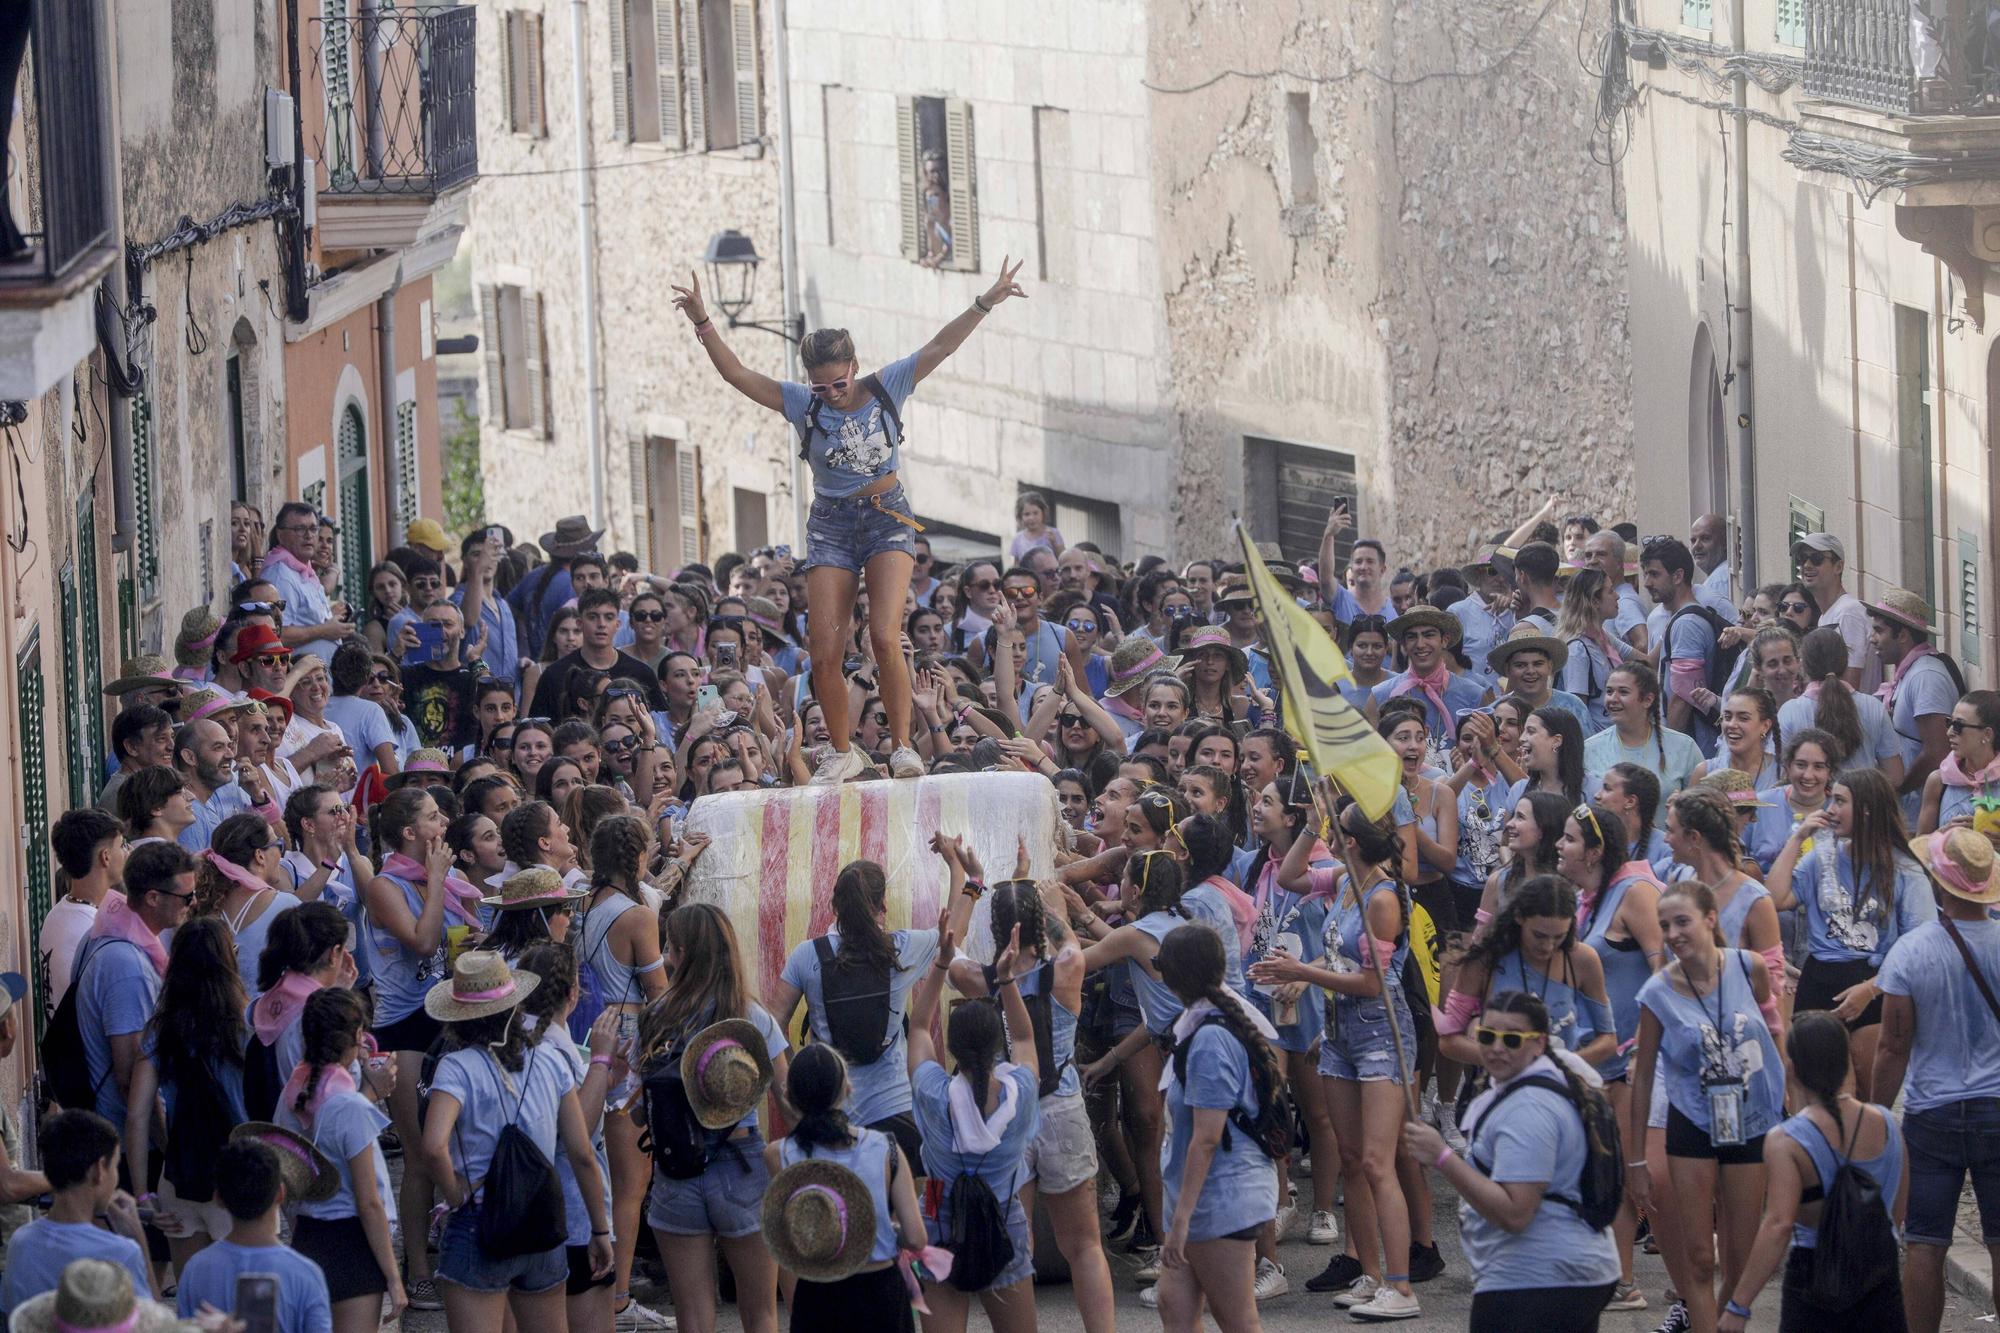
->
xmin=1128 ymin=849 xmax=1188 ymax=917
xmin=1605 ymin=763 xmax=1662 ymax=857
xmin=1667 ymin=786 xmax=1741 ymax=863
xmin=500 ymin=800 xmax=559 ymax=869
xmin=292 ymin=988 xmax=371 ymax=1120
xmin=516 ymin=942 xmax=580 ymax=1031
xmin=786 ymin=1043 xmax=859 ymax=1155
xmin=1608 ymin=662 xmax=1670 ymax=779
xmin=1177 ymin=813 xmax=1236 ymax=886
xmin=1570 ymin=803 xmax=1630 ymax=938
xmin=588 ymin=813 xmax=650 ymax=901
xmin=989 ymin=880 xmax=1049 ymax=964
xmin=1155 ymin=922 xmax=1282 ymax=1118
xmin=1462 ymin=874 xmax=1578 ymax=977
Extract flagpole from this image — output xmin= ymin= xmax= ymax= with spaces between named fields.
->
xmin=1308 ymin=770 xmax=1421 ymax=1124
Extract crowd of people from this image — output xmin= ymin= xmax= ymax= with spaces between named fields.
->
xmin=1 ymin=273 xmax=1993 ymax=1333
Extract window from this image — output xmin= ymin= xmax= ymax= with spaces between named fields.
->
xmin=1683 ymin=0 xmax=1712 ymax=28
xmin=644 ymin=0 xmax=761 ymax=151
xmin=897 ymin=95 xmax=979 ymax=272
xmin=1244 ymin=437 xmax=1356 ymax=567
xmin=1031 ymin=107 xmax=1073 ymax=282
xmin=1776 ymin=0 xmax=1805 ymax=46
xmin=498 ymin=10 xmax=547 ymax=136
xmin=1787 ymin=495 xmax=1826 ymax=580
xmin=1960 ymin=529 xmax=1983 ymax=668
xmin=1284 ymin=92 xmax=1318 ymax=205
xmin=609 ymin=0 xmax=665 ymax=142
xmin=1017 ymin=482 xmax=1120 ymax=555
xmin=130 ymin=392 xmax=159 ymax=602
xmin=636 ymin=438 xmax=700 ymax=566
xmin=336 ymin=405 xmax=372 ymax=605
xmin=393 ymin=400 xmax=419 ymax=528
xmin=225 ymin=349 xmax=248 ymax=502
xmin=17 ymin=628 xmax=49 ymax=1038
xmin=323 ymin=0 xmax=357 ymax=184
xmin=1895 ymin=304 xmax=1936 ymax=606
xmin=479 ymin=282 xmax=549 ymax=436
xmin=733 ymin=487 xmax=768 ymax=551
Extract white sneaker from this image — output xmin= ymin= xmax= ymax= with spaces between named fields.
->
xmin=1274 ymin=1184 xmax=1299 ymax=1239
xmin=1438 ymin=1113 xmax=1467 ymax=1154
xmin=1133 ymin=1246 xmax=1161 ymax=1283
xmin=1254 ymin=1258 xmax=1289 ymax=1300
xmin=1331 ymin=1275 xmax=1380 ymax=1308
xmin=810 ymin=746 xmax=868 ymax=786
xmin=888 ymin=745 xmax=925 ymax=778
xmin=1606 ymin=1281 xmax=1648 ymax=1311
xmin=1138 ymin=1284 xmax=1159 ymax=1309
xmin=614 ymin=1298 xmax=678 ymax=1331
xmin=1308 ymin=1209 xmax=1340 ymax=1245
xmin=1347 ymin=1285 xmax=1421 ymax=1321
xmin=1420 ymin=1085 xmax=1440 ymax=1127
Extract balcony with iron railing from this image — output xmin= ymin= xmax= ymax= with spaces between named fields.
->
xmin=305 ymin=5 xmax=477 ymax=251
xmin=1804 ymin=0 xmax=2000 ymax=114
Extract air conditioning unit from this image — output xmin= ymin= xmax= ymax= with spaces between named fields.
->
xmin=265 ymin=88 xmax=298 ymax=168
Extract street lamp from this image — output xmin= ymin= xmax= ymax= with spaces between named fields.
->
xmin=701 ymin=229 xmax=803 ymax=343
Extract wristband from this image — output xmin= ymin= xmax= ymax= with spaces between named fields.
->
xmin=320 ymin=860 xmax=342 ymax=872
xmin=590 ymin=1054 xmax=613 ymax=1068
xmin=1724 ymin=1299 xmax=1753 ymax=1319
xmin=962 ymin=879 xmax=986 ymax=900
xmin=692 ymin=319 xmax=714 ymax=335
xmin=1625 ymin=1160 xmax=1649 ymax=1169
xmin=137 ymin=1193 xmax=158 ymax=1207
xmin=972 ymin=295 xmax=992 ymax=314
xmin=1433 ymin=1146 xmax=1454 ymax=1169
xmin=592 ymin=1228 xmax=613 ymax=1237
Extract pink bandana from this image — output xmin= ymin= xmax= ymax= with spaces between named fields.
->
xmin=1876 ymin=642 xmax=1938 ymax=707
xmin=87 ymin=893 xmax=168 ymax=977
xmin=1940 ymin=752 xmax=2000 ymax=789
xmin=261 ymin=544 xmax=316 ymax=579
xmin=379 ymin=851 xmax=484 ymax=928
xmin=253 ymin=970 xmax=322 ymax=1044
xmin=276 ymin=1060 xmax=358 ymax=1127
xmin=1388 ymin=662 xmax=1452 ymax=727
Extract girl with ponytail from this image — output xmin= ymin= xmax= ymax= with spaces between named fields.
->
xmin=274 ymin=987 xmax=407 ymax=1332
xmin=906 ymin=914 xmax=1042 ymax=1321
xmin=1719 ymin=1012 xmax=1907 ymax=1330
xmin=1775 ymin=627 xmax=1906 ymax=783
xmin=248 ymin=900 xmax=356 ymax=1101
xmin=1584 ymin=662 xmax=1703 ymax=798
xmin=1172 ymin=812 xmax=1255 ymax=991
xmin=1443 ymin=877 xmax=1616 ymax=1071
xmin=764 ymin=1043 xmax=928 ymax=1331
xmin=1597 ymin=762 xmax=1667 ymax=872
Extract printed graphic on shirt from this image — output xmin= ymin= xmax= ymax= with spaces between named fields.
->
xmin=1816 ymin=844 xmax=1884 ymax=954
xmin=1696 ymin=1009 xmax=1765 ymax=1082
xmin=822 ymin=407 xmax=894 ymax=476
xmin=1462 ymin=791 xmax=1504 ymax=882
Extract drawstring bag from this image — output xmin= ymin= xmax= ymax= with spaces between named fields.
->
xmin=464 ymin=1051 xmax=567 ymax=1259
xmin=940 ymin=1161 xmax=1014 ymax=1292
xmin=1803 ymin=1114 xmax=1898 ymax=1307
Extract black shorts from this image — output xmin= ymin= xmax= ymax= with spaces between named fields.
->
xmin=1448 ymin=880 xmax=1486 ymax=941
xmin=372 ymin=1005 xmax=443 ymax=1055
xmin=1220 ymin=1223 xmax=1264 ymax=1242
xmin=1665 ymin=1104 xmax=1766 ymax=1165
xmin=1469 ymin=1282 xmax=1617 ymax=1333
xmin=791 ymin=1264 xmax=914 ymax=1333
xmin=1795 ymin=956 xmax=1883 ymax=1030
xmin=1411 ymin=879 xmax=1458 ymax=939
xmin=566 ymin=1244 xmax=613 ymax=1295
xmin=867 ymin=1113 xmax=923 ymax=1170
xmin=293 ymin=1214 xmax=391 ymax=1305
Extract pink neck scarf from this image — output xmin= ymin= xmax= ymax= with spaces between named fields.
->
xmin=276 ymin=1059 xmax=358 ymax=1127
xmin=379 ymin=851 xmax=484 ymax=927
xmin=1940 ymin=752 xmax=2000 ymax=789
xmin=1388 ymin=661 xmax=1452 ymax=725
xmin=262 ymin=544 xmax=315 ymax=578
xmin=1256 ymin=840 xmax=1334 ymax=911
xmin=1876 ymin=642 xmax=1937 ymax=706
xmin=252 ymin=971 xmax=322 ymax=1045
xmin=87 ymin=893 xmax=168 ymax=977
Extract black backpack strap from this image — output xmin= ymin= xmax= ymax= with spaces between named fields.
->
xmin=814 ymin=935 xmax=836 ymax=968
xmin=862 ymin=375 xmax=902 ymax=445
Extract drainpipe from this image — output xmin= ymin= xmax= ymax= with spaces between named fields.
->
xmin=100 ymin=0 xmax=134 ymax=556
xmin=571 ymin=0 xmax=607 ymax=529
xmin=1730 ymin=0 xmax=1758 ymax=588
xmin=365 ymin=5 xmax=401 ymax=545
xmin=771 ymin=0 xmax=804 ymax=547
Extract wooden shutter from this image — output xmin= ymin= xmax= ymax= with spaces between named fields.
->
xmin=730 ymin=0 xmax=759 ymax=146
xmin=945 ymin=98 xmax=979 ymax=272
xmin=524 ymin=12 xmax=547 ymax=137
xmin=608 ymin=0 xmax=632 ymax=141
xmin=498 ymin=12 xmax=518 ymax=132
xmin=680 ymin=0 xmax=705 ymax=149
xmin=628 ymin=438 xmax=653 ymax=567
xmin=677 ymin=444 xmax=700 ymax=564
xmin=656 ymin=0 xmax=683 ymax=147
xmin=479 ymin=282 xmax=506 ymax=423
xmin=896 ymin=96 xmax=919 ymax=260
xmin=523 ymin=291 xmax=550 ymax=438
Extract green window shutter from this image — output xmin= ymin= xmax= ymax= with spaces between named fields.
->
xmin=17 ymin=630 xmax=49 ymax=1039
xmin=130 ymin=393 xmax=159 ymax=600
xmin=59 ymin=563 xmax=85 ymax=812
xmin=1775 ymin=0 xmax=1805 ymax=46
xmin=337 ymin=405 xmax=372 ymax=605
xmin=394 ymin=400 xmax=419 ymax=528
xmin=1961 ymin=528 xmax=1983 ymax=669
xmin=76 ymin=499 xmax=103 ymax=781
xmin=1787 ymin=495 xmax=1825 ymax=580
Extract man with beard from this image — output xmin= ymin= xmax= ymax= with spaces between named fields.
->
xmin=174 ymin=718 xmax=254 ymax=852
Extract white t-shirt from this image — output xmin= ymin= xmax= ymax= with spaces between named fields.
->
xmin=38 ymin=898 xmax=97 ymax=1012
xmin=1818 ymin=592 xmax=1882 ymax=692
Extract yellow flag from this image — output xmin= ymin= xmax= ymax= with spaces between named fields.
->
xmin=1234 ymin=523 xmax=1402 ymax=821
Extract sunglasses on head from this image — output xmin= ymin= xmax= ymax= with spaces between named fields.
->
xmin=606 ymin=687 xmax=643 ymax=701
xmin=807 ymin=376 xmax=852 ymax=397
xmin=1473 ymin=1026 xmax=1544 ymax=1050
xmin=1573 ymin=803 xmax=1602 ymax=843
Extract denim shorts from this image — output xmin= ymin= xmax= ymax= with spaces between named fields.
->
xmin=1318 ymin=993 xmax=1414 ymax=1084
xmin=435 ymin=1204 xmax=568 ymax=1295
xmin=804 ymin=484 xmax=920 ymax=574
xmin=1024 ymin=1093 xmax=1098 ymax=1196
xmin=645 ymin=1133 xmax=768 ymax=1238
xmin=1904 ymin=1098 xmax=2000 ymax=1245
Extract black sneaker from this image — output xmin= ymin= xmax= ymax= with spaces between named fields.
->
xmin=1125 ymin=1214 xmax=1158 ymax=1254
xmin=1305 ymin=1253 xmax=1365 ymax=1293
xmin=1106 ymin=1190 xmax=1141 ymax=1246
xmin=1406 ymin=1242 xmax=1445 ymax=1283
xmin=1651 ymin=1300 xmax=1690 ymax=1333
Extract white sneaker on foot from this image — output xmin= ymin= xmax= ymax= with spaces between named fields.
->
xmin=1274 ymin=1184 xmax=1299 ymax=1239
xmin=1347 ymin=1286 xmax=1421 ymax=1321
xmin=1138 ymin=1285 xmax=1159 ymax=1309
xmin=1606 ymin=1281 xmax=1648 ymax=1311
xmin=1308 ymin=1209 xmax=1340 ymax=1245
xmin=1133 ymin=1246 xmax=1161 ymax=1283
xmin=810 ymin=746 xmax=868 ymax=786
xmin=888 ymin=745 xmax=925 ymax=778
xmin=1254 ymin=1258 xmax=1289 ymax=1300
xmin=1438 ymin=1112 xmax=1467 ymax=1153
xmin=1331 ymin=1275 xmax=1380 ymax=1308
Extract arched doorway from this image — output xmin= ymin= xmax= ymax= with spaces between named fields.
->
xmin=1688 ymin=323 xmax=1728 ymax=520
xmin=336 ymin=403 xmax=371 ymax=606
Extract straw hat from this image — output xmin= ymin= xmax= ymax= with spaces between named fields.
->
xmin=385 ymin=749 xmax=452 ymax=791
xmin=743 ymin=595 xmax=797 ymax=648
xmin=229 ymin=1122 xmax=339 ymax=1203
xmin=174 ymin=607 xmax=222 ymax=669
xmin=1697 ymin=769 xmax=1776 ymax=809
xmin=1866 ymin=587 xmax=1936 ymax=638
xmin=1486 ymin=622 xmax=1569 ymax=675
xmin=540 ymin=515 xmax=606 ymax=559
xmin=181 ymin=688 xmax=255 ymax=724
xmin=682 ymin=1018 xmax=775 ymax=1129
xmin=8 ymin=1260 xmax=186 ymax=1333
xmin=102 ymin=654 xmax=180 ymax=697
xmin=1263 ymin=559 xmax=1307 ymax=593
xmin=1386 ymin=607 xmax=1463 ymax=648
xmin=1212 ymin=577 xmax=1253 ymax=610
xmin=1910 ymin=827 xmax=2000 ymax=906
xmin=480 ymin=865 xmax=587 ymax=911
xmin=424 ymin=950 xmax=541 ymax=1021
xmin=1179 ymin=625 xmax=1248 ymax=681
xmin=760 ymin=1159 xmax=878 ymax=1281
xmin=1104 ymin=637 xmax=1181 ymax=699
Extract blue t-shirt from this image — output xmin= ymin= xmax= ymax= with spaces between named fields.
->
xmin=276 ymin=1089 xmax=393 ymax=1225
xmin=1458 ymin=1064 xmax=1622 ymax=1293
xmin=1789 ymin=845 xmax=1937 ymax=966
xmin=539 ymin=1025 xmax=613 ymax=1248
xmin=780 ymin=353 xmax=920 ymax=499
xmin=431 ymin=1042 xmax=577 ymax=1184
xmin=180 ymin=782 xmax=256 ymax=854
xmin=1446 ymin=596 xmax=1512 ymax=691
xmin=76 ymin=937 xmax=159 ymax=1129
xmin=779 ymin=929 xmax=938 ymax=1124
xmin=910 ymin=1062 xmax=1040 ymax=1201
xmin=0 ymin=1219 xmax=151 ymax=1313
xmin=177 ymin=1239 xmax=333 ymax=1333
xmin=1179 ymin=882 xmax=1247 ymax=992
xmin=1878 ymin=918 xmax=2000 ymax=1113
xmin=323 ymin=694 xmax=398 ymax=765
xmin=1776 ymin=691 xmax=1903 ymax=777
xmin=1161 ymin=1020 xmax=1278 ymax=1242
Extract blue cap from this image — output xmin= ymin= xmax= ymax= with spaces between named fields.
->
xmin=0 ymin=973 xmax=26 ymax=1013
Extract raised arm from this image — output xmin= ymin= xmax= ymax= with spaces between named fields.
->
xmin=671 ymin=274 xmax=787 ymax=412
xmin=912 ymin=260 xmax=1027 ymax=383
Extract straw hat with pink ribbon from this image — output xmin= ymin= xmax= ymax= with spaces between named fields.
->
xmin=1910 ymin=826 xmax=2000 ymax=905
